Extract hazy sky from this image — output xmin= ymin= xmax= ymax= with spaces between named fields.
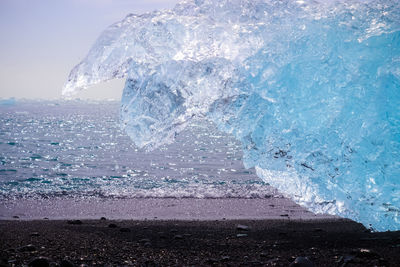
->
xmin=0 ymin=0 xmax=179 ymax=100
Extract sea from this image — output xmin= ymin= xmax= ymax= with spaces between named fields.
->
xmin=0 ymin=99 xmax=280 ymax=200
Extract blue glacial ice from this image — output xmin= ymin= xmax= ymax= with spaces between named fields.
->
xmin=63 ymin=0 xmax=400 ymax=231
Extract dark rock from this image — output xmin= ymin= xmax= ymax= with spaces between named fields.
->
xmin=142 ymin=259 xmax=156 ymax=266
xmin=174 ymin=234 xmax=183 ymax=240
xmin=236 ymin=224 xmax=251 ymax=231
xmin=67 ymin=220 xmax=82 ymax=225
xmin=336 ymin=255 xmax=355 ymax=265
xmin=7 ymin=259 xmax=17 ymax=265
xmin=120 ymin=227 xmax=130 ymax=232
xmin=221 ymin=256 xmax=230 ymax=262
xmin=60 ymin=259 xmax=75 ymax=267
xmin=108 ymin=223 xmax=118 ymax=228
xmin=248 ymin=261 xmax=262 ymax=265
xmin=236 ymin=233 xmax=248 ymax=238
xmin=0 ymin=258 xmax=9 ymax=267
xmin=139 ymin=239 xmax=151 ymax=244
xmin=289 ymin=257 xmax=314 ymax=267
xmin=280 ymin=214 xmax=289 ymax=217
xmin=18 ymin=244 xmax=37 ymax=252
xmin=353 ymin=248 xmax=380 ymax=259
xmin=28 ymin=257 xmax=50 ymax=267
xmin=30 ymin=232 xmax=40 ymax=237
xmin=12 ymin=216 xmax=19 ymax=219
xmin=204 ymin=258 xmax=219 ymax=264
xmin=100 ymin=217 xmax=107 ymax=221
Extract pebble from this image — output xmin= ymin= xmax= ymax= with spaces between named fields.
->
xmin=0 ymin=258 xmax=7 ymax=265
xmin=143 ymin=259 xmax=155 ymax=266
xmin=30 ymin=232 xmax=40 ymax=237
xmin=221 ymin=256 xmax=230 ymax=262
xmin=158 ymin=232 xmax=167 ymax=239
xmin=204 ymin=258 xmax=219 ymax=264
xmin=67 ymin=220 xmax=82 ymax=225
xmin=18 ymin=244 xmax=37 ymax=252
xmin=138 ymin=238 xmax=151 ymax=244
xmin=236 ymin=224 xmax=251 ymax=231
xmin=108 ymin=223 xmax=118 ymax=228
xmin=120 ymin=227 xmax=130 ymax=232
xmin=236 ymin=233 xmax=248 ymax=238
xmin=336 ymin=255 xmax=354 ymax=265
xmin=100 ymin=217 xmax=107 ymax=221
xmin=60 ymin=259 xmax=75 ymax=267
xmin=7 ymin=259 xmax=17 ymax=265
xmin=174 ymin=235 xmax=183 ymax=240
xmin=289 ymin=257 xmax=314 ymax=267
xmin=354 ymin=248 xmax=380 ymax=259
xmin=28 ymin=257 xmax=50 ymax=267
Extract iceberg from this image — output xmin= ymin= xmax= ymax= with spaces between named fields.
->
xmin=0 ymin=98 xmax=17 ymax=106
xmin=64 ymin=0 xmax=400 ymax=231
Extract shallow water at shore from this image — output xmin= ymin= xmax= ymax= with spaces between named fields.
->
xmin=0 ymin=197 xmax=337 ymax=220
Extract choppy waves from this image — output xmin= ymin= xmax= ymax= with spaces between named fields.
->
xmin=0 ymin=100 xmax=278 ymax=200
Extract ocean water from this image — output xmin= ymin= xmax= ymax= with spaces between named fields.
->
xmin=0 ymin=100 xmax=279 ymax=201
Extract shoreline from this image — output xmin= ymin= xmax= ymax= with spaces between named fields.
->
xmin=0 ymin=197 xmax=337 ymax=221
xmin=1 ymin=218 xmax=400 ymax=266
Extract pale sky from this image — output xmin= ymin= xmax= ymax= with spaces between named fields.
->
xmin=0 ymin=0 xmax=179 ymax=100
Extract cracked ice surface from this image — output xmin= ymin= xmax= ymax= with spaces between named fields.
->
xmin=64 ymin=0 xmax=400 ymax=231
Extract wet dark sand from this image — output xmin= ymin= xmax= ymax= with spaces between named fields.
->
xmin=0 ymin=197 xmax=337 ymax=221
xmin=1 ymin=218 xmax=400 ymax=266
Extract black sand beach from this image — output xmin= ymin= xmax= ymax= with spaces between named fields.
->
xmin=1 ymin=218 xmax=400 ymax=266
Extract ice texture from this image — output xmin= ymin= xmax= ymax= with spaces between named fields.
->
xmin=64 ymin=0 xmax=400 ymax=231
